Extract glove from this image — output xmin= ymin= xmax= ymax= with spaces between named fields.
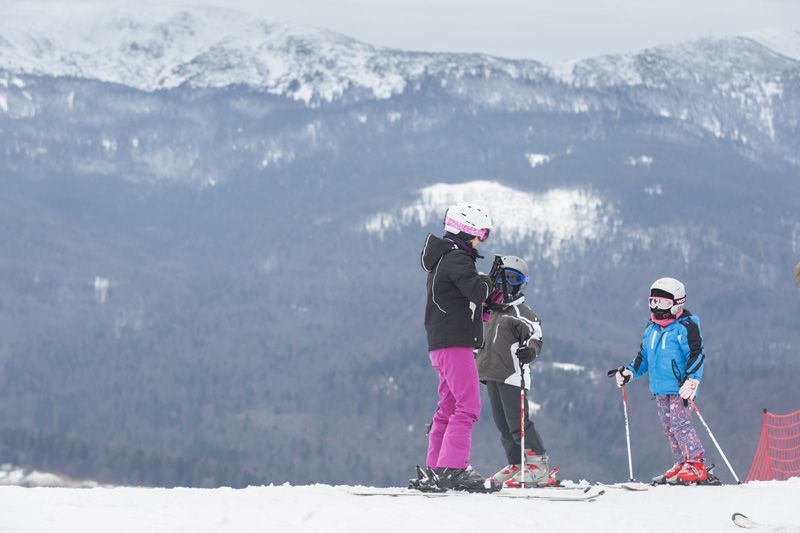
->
xmin=516 ymin=345 xmax=536 ymax=365
xmin=679 ymin=378 xmax=700 ymax=401
xmin=614 ymin=366 xmax=633 ymax=388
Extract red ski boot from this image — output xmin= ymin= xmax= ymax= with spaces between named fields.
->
xmin=652 ymin=462 xmax=684 ymax=484
xmin=676 ymin=459 xmax=707 ymax=484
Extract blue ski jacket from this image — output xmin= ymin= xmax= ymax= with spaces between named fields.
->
xmin=626 ymin=310 xmax=706 ymax=396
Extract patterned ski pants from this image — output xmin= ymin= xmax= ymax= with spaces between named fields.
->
xmin=656 ymin=394 xmax=705 ymax=463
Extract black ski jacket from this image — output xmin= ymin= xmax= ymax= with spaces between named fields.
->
xmin=421 ymin=234 xmax=491 ymax=351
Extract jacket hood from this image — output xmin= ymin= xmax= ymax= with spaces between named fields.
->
xmin=420 ymin=233 xmax=457 ymax=272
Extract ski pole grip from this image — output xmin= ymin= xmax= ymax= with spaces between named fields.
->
xmin=607 ymin=368 xmax=618 ymax=378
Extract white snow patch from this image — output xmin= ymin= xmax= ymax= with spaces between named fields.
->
xmin=525 ymin=153 xmax=551 ymax=168
xmin=387 ymin=111 xmax=402 ymax=123
xmin=0 ymin=94 xmax=7 ymax=112
xmin=131 ymin=137 xmax=139 ymax=148
xmin=645 ymin=184 xmax=663 ymax=196
xmin=528 ymin=400 xmax=541 ymax=414
xmin=356 ymin=113 xmax=367 ymax=124
xmin=701 ymin=116 xmax=723 ymax=138
xmin=306 ymin=122 xmax=321 ymax=143
xmin=363 ymin=180 xmax=617 ymax=264
xmin=259 ymin=149 xmax=293 ymax=169
xmin=625 ymin=155 xmax=653 ymax=167
xmin=93 ymin=276 xmax=111 ymax=303
xmin=66 ymin=91 xmax=75 ymax=109
xmin=0 ymin=466 xmax=99 ymax=488
xmin=101 ymin=137 xmax=118 ymax=154
xmin=551 ymin=362 xmax=585 ymax=373
xmin=658 ymin=108 xmax=671 ymax=117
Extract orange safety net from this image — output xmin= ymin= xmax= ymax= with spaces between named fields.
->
xmin=746 ymin=409 xmax=800 ymax=482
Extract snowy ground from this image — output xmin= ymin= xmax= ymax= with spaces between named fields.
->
xmin=1 ymin=480 xmax=799 ymax=532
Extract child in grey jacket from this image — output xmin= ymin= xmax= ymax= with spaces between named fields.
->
xmin=476 ymin=255 xmax=555 ymax=487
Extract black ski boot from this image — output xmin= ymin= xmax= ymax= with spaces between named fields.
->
xmin=434 ymin=466 xmax=501 ymax=493
xmin=409 ymin=466 xmax=444 ymax=492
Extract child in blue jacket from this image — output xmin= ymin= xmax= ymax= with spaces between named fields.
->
xmin=612 ymin=277 xmax=709 ymax=484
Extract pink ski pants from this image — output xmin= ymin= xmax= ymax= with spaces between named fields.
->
xmin=426 ymin=347 xmax=482 ymax=469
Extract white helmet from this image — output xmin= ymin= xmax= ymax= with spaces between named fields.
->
xmin=649 ymin=277 xmax=686 ymax=318
xmin=443 ymin=203 xmax=493 ymax=241
xmin=499 ymin=255 xmax=529 ymax=298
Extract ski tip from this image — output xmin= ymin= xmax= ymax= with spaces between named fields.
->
xmin=731 ymin=513 xmax=756 ymax=529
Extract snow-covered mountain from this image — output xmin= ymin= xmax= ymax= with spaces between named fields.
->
xmin=1 ymin=7 xmax=797 ymax=165
xmin=0 ymin=6 xmax=551 ymax=103
xmin=1 ymin=7 xmax=797 ymax=100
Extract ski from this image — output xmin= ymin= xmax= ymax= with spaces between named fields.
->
xmin=346 ymin=488 xmax=449 ymax=498
xmin=600 ymin=482 xmax=650 ymax=491
xmin=345 ymin=486 xmax=605 ymax=501
xmin=731 ymin=513 xmax=800 ymax=532
xmin=495 ymin=486 xmax=605 ymax=501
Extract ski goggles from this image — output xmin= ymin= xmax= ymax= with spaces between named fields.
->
xmin=648 ymin=297 xmax=674 ymax=311
xmin=444 ymin=217 xmax=491 ymax=242
xmin=498 ymin=268 xmax=528 ymax=287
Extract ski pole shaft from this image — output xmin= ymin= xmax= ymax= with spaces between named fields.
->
xmin=622 ymin=386 xmax=634 ymax=482
xmin=607 ymin=368 xmax=635 ymax=481
xmin=689 ymin=400 xmax=741 ymax=484
xmin=520 ymin=364 xmax=526 ymax=487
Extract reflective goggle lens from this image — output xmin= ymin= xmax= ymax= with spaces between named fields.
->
xmin=648 ymin=297 xmax=673 ymax=310
xmin=499 ymin=269 xmax=528 ymax=287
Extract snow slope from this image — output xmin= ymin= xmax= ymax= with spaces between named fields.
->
xmin=1 ymin=480 xmax=799 ymax=533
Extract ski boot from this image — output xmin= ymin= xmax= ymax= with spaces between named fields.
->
xmin=505 ymin=452 xmax=558 ymax=488
xmin=651 ymin=462 xmax=683 ymax=485
xmin=408 ymin=466 xmax=444 ymax=492
xmin=489 ymin=464 xmax=521 ymax=486
xmin=675 ymin=460 xmax=707 ymax=484
xmin=676 ymin=462 xmax=722 ymax=486
xmin=434 ymin=465 xmax=502 ymax=493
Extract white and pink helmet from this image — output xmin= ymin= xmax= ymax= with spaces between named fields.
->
xmin=649 ymin=277 xmax=687 ymax=318
xmin=443 ymin=203 xmax=493 ymax=242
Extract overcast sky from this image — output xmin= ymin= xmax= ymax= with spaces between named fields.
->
xmin=7 ymin=0 xmax=800 ymax=61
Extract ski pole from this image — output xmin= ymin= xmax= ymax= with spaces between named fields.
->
xmin=607 ymin=368 xmax=634 ymax=481
xmin=622 ymin=386 xmax=634 ymax=482
xmin=689 ymin=400 xmax=742 ymax=484
xmin=520 ymin=363 xmax=527 ymax=488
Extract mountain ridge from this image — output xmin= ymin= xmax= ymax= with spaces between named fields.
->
xmin=0 ymin=7 xmax=797 ymax=104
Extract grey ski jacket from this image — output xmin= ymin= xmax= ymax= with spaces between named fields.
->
xmin=476 ymin=297 xmax=543 ymax=389
xmin=421 ymin=234 xmax=492 ymax=351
